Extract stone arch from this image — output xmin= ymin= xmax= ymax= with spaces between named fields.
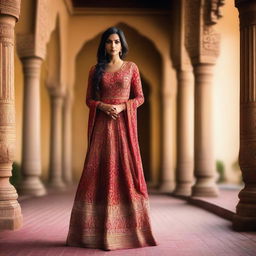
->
xmin=72 ymin=23 xmax=163 ymax=185
xmin=39 ymin=14 xmax=62 ymax=180
xmin=45 ymin=14 xmax=61 ymax=88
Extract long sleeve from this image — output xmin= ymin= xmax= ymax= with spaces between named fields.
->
xmin=128 ymin=63 xmax=144 ymax=108
xmin=86 ymin=66 xmax=100 ymax=109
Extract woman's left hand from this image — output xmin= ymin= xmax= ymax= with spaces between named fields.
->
xmin=111 ymin=104 xmax=126 ymax=115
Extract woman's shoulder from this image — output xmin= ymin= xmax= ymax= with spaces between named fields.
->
xmin=125 ymin=61 xmax=139 ymax=71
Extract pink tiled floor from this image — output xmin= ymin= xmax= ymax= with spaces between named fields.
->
xmin=0 ymin=186 xmax=255 ymax=256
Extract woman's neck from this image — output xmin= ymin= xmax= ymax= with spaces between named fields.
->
xmin=108 ymin=55 xmax=122 ymax=64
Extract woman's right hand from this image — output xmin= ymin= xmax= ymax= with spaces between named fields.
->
xmin=98 ymin=102 xmax=119 ymax=120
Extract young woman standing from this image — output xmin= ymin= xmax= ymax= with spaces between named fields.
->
xmin=66 ymin=27 xmax=157 ymax=251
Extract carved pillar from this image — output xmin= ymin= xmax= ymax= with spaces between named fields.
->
xmin=0 ymin=0 xmax=23 ymax=230
xmin=159 ymin=59 xmax=175 ymax=193
xmin=192 ymin=63 xmax=219 ymax=196
xmin=48 ymin=89 xmax=65 ymax=189
xmin=16 ymin=0 xmax=49 ymax=196
xmin=62 ymin=90 xmax=73 ymax=185
xmin=185 ymin=0 xmax=224 ymax=197
xmin=170 ymin=0 xmax=195 ymax=196
xmin=233 ymin=0 xmax=256 ymax=231
xmin=174 ymin=69 xmax=194 ymax=196
xmin=18 ymin=57 xmax=46 ymax=196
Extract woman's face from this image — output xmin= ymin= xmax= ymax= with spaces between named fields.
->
xmin=105 ymin=33 xmax=122 ymax=57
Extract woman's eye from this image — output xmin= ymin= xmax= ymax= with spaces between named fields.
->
xmin=115 ymin=40 xmax=120 ymax=44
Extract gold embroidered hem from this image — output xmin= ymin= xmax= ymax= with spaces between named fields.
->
xmin=66 ymin=228 xmax=156 ymax=251
xmin=66 ymin=198 xmax=157 ymax=250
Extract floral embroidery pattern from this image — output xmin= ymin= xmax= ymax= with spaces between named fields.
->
xmin=66 ymin=61 xmax=157 ymax=250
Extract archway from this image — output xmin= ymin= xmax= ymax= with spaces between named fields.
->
xmin=72 ymin=23 xmax=162 ymax=185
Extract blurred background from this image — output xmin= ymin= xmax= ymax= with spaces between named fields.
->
xmin=13 ymin=0 xmax=240 ymax=192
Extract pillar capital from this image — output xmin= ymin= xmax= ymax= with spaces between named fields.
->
xmin=16 ymin=34 xmax=45 ymax=60
xmin=21 ymin=57 xmax=43 ymax=80
xmin=185 ymin=0 xmax=225 ymax=65
xmin=235 ymin=0 xmax=256 ymax=8
xmin=235 ymin=0 xmax=256 ymax=28
xmin=48 ymin=86 xmax=66 ymax=100
xmin=0 ymin=0 xmax=20 ymax=21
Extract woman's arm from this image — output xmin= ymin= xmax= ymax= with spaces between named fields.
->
xmin=112 ymin=63 xmax=144 ymax=114
xmin=128 ymin=62 xmax=144 ymax=108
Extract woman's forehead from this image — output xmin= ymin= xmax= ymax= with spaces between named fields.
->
xmin=107 ymin=33 xmax=120 ymax=40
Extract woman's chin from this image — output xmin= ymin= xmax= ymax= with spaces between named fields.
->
xmin=108 ymin=52 xmax=119 ymax=56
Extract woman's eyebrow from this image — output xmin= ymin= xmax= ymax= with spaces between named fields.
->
xmin=106 ymin=39 xmax=120 ymax=42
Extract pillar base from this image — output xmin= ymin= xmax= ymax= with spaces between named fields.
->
xmin=18 ymin=177 xmax=46 ymax=196
xmin=48 ymin=179 xmax=66 ymax=190
xmin=232 ymin=186 xmax=256 ymax=231
xmin=0 ymin=200 xmax=23 ymax=230
xmin=159 ymin=181 xmax=175 ymax=193
xmin=173 ymin=183 xmax=192 ymax=196
xmin=63 ymin=178 xmax=73 ymax=186
xmin=233 ymin=214 xmax=256 ymax=231
xmin=192 ymin=182 xmax=219 ymax=197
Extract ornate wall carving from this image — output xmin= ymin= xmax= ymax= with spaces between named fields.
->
xmin=0 ymin=0 xmax=20 ymax=20
xmin=184 ymin=0 xmax=200 ymax=61
xmin=206 ymin=0 xmax=225 ymax=25
xmin=16 ymin=34 xmax=36 ymax=58
xmin=185 ymin=0 xmax=224 ymax=64
xmin=0 ymin=19 xmax=16 ymax=164
xmin=16 ymin=0 xmax=50 ymax=59
xmin=0 ymin=23 xmax=14 ymax=45
xmin=35 ymin=0 xmax=50 ymax=59
xmin=201 ymin=26 xmax=220 ymax=57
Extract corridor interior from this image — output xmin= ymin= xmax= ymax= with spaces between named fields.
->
xmin=1 ymin=0 xmax=256 ymax=255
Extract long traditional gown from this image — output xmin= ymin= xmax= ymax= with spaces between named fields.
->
xmin=66 ymin=61 xmax=157 ymax=250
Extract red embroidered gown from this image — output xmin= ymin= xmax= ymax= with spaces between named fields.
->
xmin=66 ymin=61 xmax=157 ymax=250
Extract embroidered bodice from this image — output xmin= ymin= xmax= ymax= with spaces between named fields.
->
xmin=86 ymin=61 xmax=144 ymax=108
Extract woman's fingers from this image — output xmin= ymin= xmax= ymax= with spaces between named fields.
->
xmin=103 ymin=104 xmax=122 ymax=118
xmin=111 ymin=113 xmax=119 ymax=119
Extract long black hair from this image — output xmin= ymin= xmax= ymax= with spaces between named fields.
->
xmin=93 ymin=27 xmax=129 ymax=99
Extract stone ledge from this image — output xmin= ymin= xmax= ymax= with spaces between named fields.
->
xmin=150 ymin=184 xmax=242 ymax=222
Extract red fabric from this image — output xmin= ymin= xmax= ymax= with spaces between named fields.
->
xmin=66 ymin=61 xmax=157 ymax=250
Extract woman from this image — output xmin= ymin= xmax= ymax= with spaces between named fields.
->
xmin=66 ymin=27 xmax=157 ymax=251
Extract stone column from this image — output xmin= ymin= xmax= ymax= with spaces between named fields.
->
xmin=62 ymin=90 xmax=73 ymax=185
xmin=18 ymin=57 xmax=46 ymax=196
xmin=0 ymin=0 xmax=23 ymax=230
xmin=233 ymin=0 xmax=256 ymax=231
xmin=184 ymin=0 xmax=224 ymax=197
xmin=174 ymin=69 xmax=194 ymax=196
xmin=48 ymin=89 xmax=65 ymax=189
xmin=192 ymin=64 xmax=219 ymax=197
xmin=159 ymin=59 xmax=175 ymax=193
